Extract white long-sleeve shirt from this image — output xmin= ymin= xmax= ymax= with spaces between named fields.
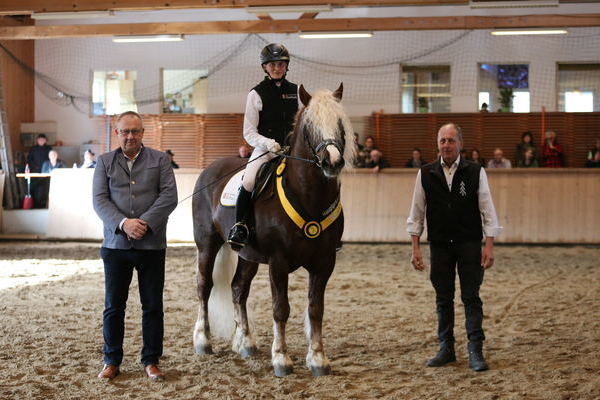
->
xmin=242 ymin=87 xmax=301 ymax=150
xmin=406 ymin=156 xmax=502 ymax=238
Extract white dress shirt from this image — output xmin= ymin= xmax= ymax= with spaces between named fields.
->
xmin=406 ymin=156 xmax=503 ymax=238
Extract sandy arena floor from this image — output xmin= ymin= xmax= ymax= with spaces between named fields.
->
xmin=0 ymin=242 xmax=598 ymax=400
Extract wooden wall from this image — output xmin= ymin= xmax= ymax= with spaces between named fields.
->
xmin=0 ymin=17 xmax=34 ymax=155
xmin=96 ymin=112 xmax=599 ymax=169
xmin=370 ymin=112 xmax=600 ymax=168
xmin=44 ymin=168 xmax=600 ymax=244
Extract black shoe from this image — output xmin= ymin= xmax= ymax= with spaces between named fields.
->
xmin=426 ymin=346 xmax=456 ymax=367
xmin=227 ymin=223 xmax=249 ymax=251
xmin=335 ymin=241 xmax=343 ymax=252
xmin=468 ymin=342 xmax=489 ymax=372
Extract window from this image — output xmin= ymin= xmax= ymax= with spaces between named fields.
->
xmin=401 ymin=66 xmax=450 ymax=113
xmin=92 ymin=71 xmax=137 ymax=116
xmin=162 ymin=69 xmax=208 ymax=114
xmin=558 ymin=64 xmax=600 ymax=112
xmin=478 ymin=92 xmax=490 ymax=110
xmin=478 ymin=63 xmax=529 ymax=112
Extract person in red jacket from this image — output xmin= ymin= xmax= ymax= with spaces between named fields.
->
xmin=541 ymin=130 xmax=564 ymax=167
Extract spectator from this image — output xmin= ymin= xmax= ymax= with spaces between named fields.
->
xmin=79 ymin=149 xmax=97 ymax=168
xmin=356 ymin=135 xmax=377 ymax=168
xmin=468 ymin=148 xmax=485 ymax=167
xmin=480 ymin=103 xmax=489 ymax=113
xmin=405 ymin=148 xmax=427 ymax=168
xmin=585 ymin=150 xmax=600 ymax=168
xmin=541 ymin=130 xmax=564 ymax=167
xmin=27 ymin=134 xmax=52 ymax=208
xmin=353 ymin=133 xmax=364 ymax=152
xmin=515 ymin=131 xmax=537 ymax=167
xmin=365 ymin=149 xmax=390 ymax=172
xmin=487 ymin=148 xmax=512 ymax=169
xmin=587 ymin=138 xmax=600 ymax=163
xmin=238 ymin=144 xmax=251 ymax=158
xmin=41 ymin=150 xmax=65 ymax=173
xmin=165 ymin=149 xmax=179 ymax=169
xmin=517 ymin=148 xmax=539 ymax=168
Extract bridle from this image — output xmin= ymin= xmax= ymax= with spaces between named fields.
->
xmin=276 ymin=125 xmax=345 ymax=170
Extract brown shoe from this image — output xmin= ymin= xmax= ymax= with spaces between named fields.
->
xmin=144 ymin=364 xmax=164 ymax=381
xmin=98 ymin=364 xmax=119 ymax=380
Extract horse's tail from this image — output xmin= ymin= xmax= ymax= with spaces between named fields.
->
xmin=207 ymin=244 xmax=237 ymax=339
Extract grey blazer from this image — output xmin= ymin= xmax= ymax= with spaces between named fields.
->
xmin=93 ymin=146 xmax=178 ymax=250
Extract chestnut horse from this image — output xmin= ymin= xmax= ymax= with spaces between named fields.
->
xmin=191 ymin=83 xmax=354 ymax=377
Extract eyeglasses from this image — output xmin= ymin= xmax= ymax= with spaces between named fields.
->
xmin=117 ymin=128 xmax=143 ymax=136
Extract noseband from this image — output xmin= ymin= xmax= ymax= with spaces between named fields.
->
xmin=304 ymin=128 xmax=345 ymax=170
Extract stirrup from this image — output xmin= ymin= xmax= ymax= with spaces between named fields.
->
xmin=227 ymin=222 xmax=249 ymax=251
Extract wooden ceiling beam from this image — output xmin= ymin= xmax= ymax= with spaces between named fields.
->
xmin=0 ymin=1 xmax=467 ymax=15
xmin=0 ymin=14 xmax=599 ymax=39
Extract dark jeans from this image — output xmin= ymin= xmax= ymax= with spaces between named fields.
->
xmin=100 ymin=247 xmax=166 ymax=367
xmin=430 ymin=240 xmax=485 ymax=345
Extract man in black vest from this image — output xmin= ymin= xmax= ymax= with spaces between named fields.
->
xmin=227 ymin=43 xmax=299 ymax=250
xmin=406 ymin=123 xmax=502 ymax=372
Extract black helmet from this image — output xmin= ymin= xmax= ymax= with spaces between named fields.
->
xmin=260 ymin=43 xmax=290 ymax=65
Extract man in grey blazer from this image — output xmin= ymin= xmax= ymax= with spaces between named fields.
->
xmin=93 ymin=111 xmax=178 ymax=381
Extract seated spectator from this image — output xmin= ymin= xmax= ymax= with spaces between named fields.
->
xmin=356 ymin=135 xmax=377 ymax=168
xmin=586 ymin=150 xmax=600 ymax=168
xmin=238 ymin=144 xmax=251 ymax=158
xmin=487 ymin=148 xmax=512 ymax=169
xmin=166 ymin=149 xmax=179 ymax=169
xmin=516 ymin=131 xmax=538 ymax=167
xmin=541 ymin=130 xmax=564 ymax=167
xmin=480 ymin=102 xmax=489 ymax=112
xmin=468 ymin=148 xmax=485 ymax=167
xmin=365 ymin=149 xmax=390 ymax=172
xmin=405 ymin=148 xmax=427 ymax=168
xmin=587 ymin=138 xmax=600 ymax=163
xmin=517 ymin=148 xmax=539 ymax=168
xmin=79 ymin=149 xmax=96 ymax=168
xmin=353 ymin=133 xmax=364 ymax=152
xmin=41 ymin=150 xmax=65 ymax=173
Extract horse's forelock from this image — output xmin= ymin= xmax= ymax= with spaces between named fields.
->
xmin=299 ymin=89 xmax=356 ymax=167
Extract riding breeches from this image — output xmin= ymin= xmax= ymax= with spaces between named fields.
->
xmin=241 ymin=148 xmax=277 ymax=192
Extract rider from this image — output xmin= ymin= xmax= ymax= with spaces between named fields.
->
xmin=227 ymin=43 xmax=299 ymax=250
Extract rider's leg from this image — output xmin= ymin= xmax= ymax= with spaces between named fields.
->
xmin=227 ymin=149 xmax=275 ymax=250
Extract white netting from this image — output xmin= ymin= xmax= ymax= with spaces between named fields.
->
xmin=2 ymin=28 xmax=600 ymax=117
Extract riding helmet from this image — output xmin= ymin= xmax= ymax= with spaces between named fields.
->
xmin=260 ymin=43 xmax=290 ymax=65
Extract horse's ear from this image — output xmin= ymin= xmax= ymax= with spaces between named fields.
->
xmin=299 ymin=84 xmax=311 ymax=107
xmin=332 ymin=82 xmax=343 ymax=102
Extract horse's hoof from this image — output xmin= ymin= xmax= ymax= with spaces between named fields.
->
xmin=273 ymin=364 xmax=293 ymax=378
xmin=240 ymin=346 xmax=257 ymax=358
xmin=194 ymin=344 xmax=213 ymax=355
xmin=310 ymin=365 xmax=331 ymax=377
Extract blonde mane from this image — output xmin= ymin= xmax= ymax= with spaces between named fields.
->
xmin=298 ymin=89 xmax=356 ymax=168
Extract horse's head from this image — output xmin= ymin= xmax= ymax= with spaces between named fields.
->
xmin=297 ymin=83 xmax=355 ymax=179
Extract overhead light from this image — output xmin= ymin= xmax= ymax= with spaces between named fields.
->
xmin=113 ymin=35 xmax=185 ymax=43
xmin=31 ymin=11 xmax=114 ymax=20
xmin=491 ymin=29 xmax=568 ymax=36
xmin=299 ymin=31 xmax=373 ymax=39
xmin=470 ymin=0 xmax=558 ymax=8
xmin=247 ymin=5 xmax=332 ymax=14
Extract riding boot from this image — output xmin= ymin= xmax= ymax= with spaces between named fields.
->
xmin=227 ymin=187 xmax=252 ymax=251
xmin=467 ymin=341 xmax=489 ymax=372
xmin=426 ymin=342 xmax=456 ymax=367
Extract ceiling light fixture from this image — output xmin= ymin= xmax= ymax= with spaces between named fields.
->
xmin=299 ymin=31 xmax=373 ymax=39
xmin=491 ymin=29 xmax=568 ymax=36
xmin=113 ymin=35 xmax=185 ymax=43
xmin=31 ymin=11 xmax=114 ymax=20
xmin=247 ymin=5 xmax=333 ymax=14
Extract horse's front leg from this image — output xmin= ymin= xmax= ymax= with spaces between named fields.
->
xmin=305 ymin=255 xmax=335 ymax=376
xmin=269 ymin=263 xmax=293 ymax=377
xmin=231 ymin=257 xmax=259 ymax=358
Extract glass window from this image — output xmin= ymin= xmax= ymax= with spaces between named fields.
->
xmin=478 ymin=63 xmax=529 ymax=112
xmin=92 ymin=70 xmax=137 ymax=116
xmin=401 ymin=66 xmax=450 ymax=113
xmin=162 ymin=69 xmax=208 ymax=114
xmin=478 ymin=92 xmax=490 ymax=110
xmin=558 ymin=64 xmax=600 ymax=112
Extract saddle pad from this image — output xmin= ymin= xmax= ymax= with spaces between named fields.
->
xmin=219 ymin=169 xmax=245 ymax=207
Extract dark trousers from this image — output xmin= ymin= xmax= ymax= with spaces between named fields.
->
xmin=100 ymin=247 xmax=166 ymax=366
xmin=430 ymin=240 xmax=485 ymax=346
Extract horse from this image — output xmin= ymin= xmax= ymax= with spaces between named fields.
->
xmin=191 ymin=83 xmax=354 ymax=377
